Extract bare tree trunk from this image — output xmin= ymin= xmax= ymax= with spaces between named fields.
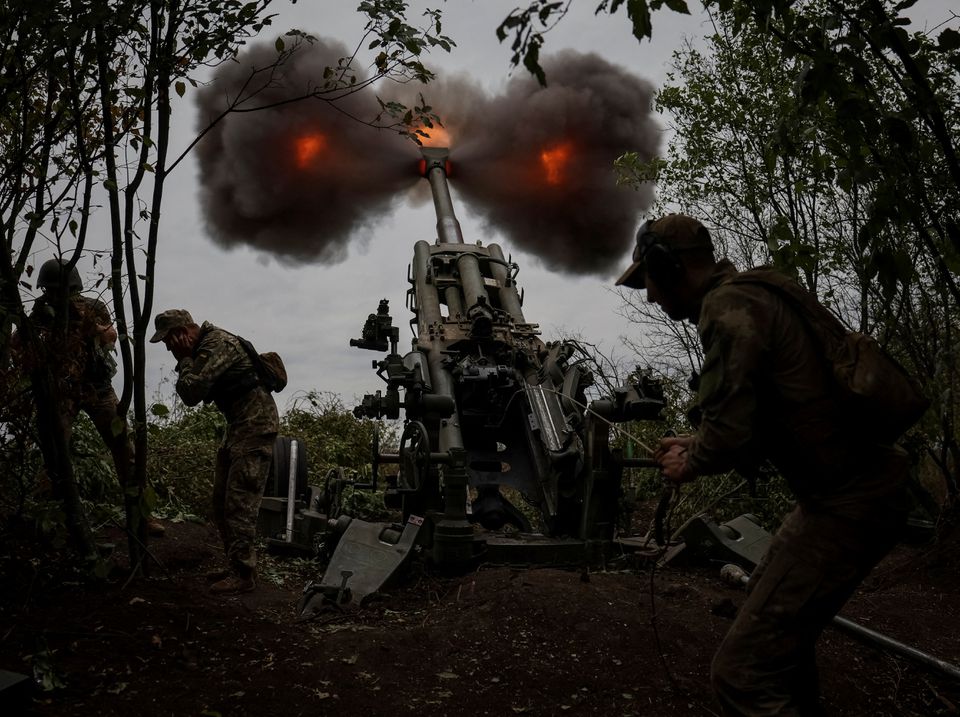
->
xmin=94 ymin=22 xmax=146 ymax=575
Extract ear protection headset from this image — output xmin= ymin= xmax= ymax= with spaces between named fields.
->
xmin=634 ymin=220 xmax=685 ymax=287
xmin=633 ymin=218 xmax=715 ymax=288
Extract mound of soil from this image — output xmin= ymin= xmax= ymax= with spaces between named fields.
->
xmin=1 ymin=512 xmax=958 ymax=716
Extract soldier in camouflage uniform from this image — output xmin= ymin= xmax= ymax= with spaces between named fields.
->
xmin=616 ymin=215 xmax=909 ymax=716
xmin=27 ymin=259 xmax=164 ymax=536
xmin=151 ymin=309 xmax=278 ymax=595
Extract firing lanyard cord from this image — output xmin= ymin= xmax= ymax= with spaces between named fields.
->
xmin=649 ymin=483 xmax=681 ymax=692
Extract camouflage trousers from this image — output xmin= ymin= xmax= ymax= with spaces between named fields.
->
xmin=710 ymin=480 xmax=908 ymax=716
xmin=63 ymin=384 xmax=134 ymax=489
xmin=212 ymin=432 xmax=275 ymax=578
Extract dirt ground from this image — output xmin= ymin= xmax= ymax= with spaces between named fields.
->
xmin=1 ymin=510 xmax=959 ymax=717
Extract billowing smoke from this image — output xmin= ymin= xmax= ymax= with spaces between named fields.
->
xmin=429 ymin=51 xmax=659 ymax=275
xmin=196 ymin=42 xmax=659 ymax=276
xmin=195 ymin=38 xmax=416 ymax=264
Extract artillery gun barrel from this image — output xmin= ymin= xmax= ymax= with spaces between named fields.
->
xmin=421 ymin=147 xmax=463 ymax=245
xmin=412 ymin=236 xmax=463 ymax=453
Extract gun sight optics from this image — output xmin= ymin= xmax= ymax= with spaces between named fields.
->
xmin=350 ymin=299 xmax=398 ymax=353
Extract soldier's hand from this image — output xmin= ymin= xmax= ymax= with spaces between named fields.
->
xmin=168 ymin=332 xmax=193 ymax=361
xmin=657 ymin=441 xmax=696 ymax=485
xmin=654 ymin=434 xmax=694 ymax=462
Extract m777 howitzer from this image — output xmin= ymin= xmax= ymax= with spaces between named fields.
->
xmin=294 ymin=147 xmax=665 ymax=614
xmin=351 ymin=148 xmax=665 ymax=560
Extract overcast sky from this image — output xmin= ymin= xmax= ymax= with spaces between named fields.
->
xmin=36 ymin=0 xmax=953 ymax=412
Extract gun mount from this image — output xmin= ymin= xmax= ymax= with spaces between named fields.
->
xmin=346 ymin=146 xmax=666 ymax=571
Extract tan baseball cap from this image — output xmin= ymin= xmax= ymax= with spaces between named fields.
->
xmin=616 ymin=214 xmax=713 ymax=289
xmin=150 ymin=309 xmax=195 ymax=343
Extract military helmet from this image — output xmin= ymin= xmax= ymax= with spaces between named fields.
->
xmin=36 ymin=258 xmax=83 ymax=293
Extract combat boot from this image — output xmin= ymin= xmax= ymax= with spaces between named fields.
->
xmin=209 ymin=573 xmax=256 ymax=595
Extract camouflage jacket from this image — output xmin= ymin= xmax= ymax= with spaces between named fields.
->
xmin=175 ymin=321 xmax=278 ymax=440
xmin=686 ymin=261 xmax=904 ymax=505
xmin=30 ymin=294 xmax=117 ymax=389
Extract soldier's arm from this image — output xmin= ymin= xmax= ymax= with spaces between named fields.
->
xmin=88 ymin=298 xmax=117 ymax=345
xmin=175 ymin=334 xmax=241 ymax=406
xmin=686 ymin=286 xmax=773 ymax=476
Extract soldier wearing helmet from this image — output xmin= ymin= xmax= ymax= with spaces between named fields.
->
xmin=617 ymin=214 xmax=909 ymax=715
xmin=36 ymin=257 xmax=84 ymax=295
xmin=29 ymin=257 xmax=165 ymax=536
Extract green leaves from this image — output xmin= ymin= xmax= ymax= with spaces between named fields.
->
xmin=870 ymin=246 xmax=915 ymax=299
xmin=613 ymin=152 xmax=667 ymax=187
xmin=497 ymin=1 xmax=570 ymax=84
xmin=624 ymin=0 xmax=653 ymax=41
xmin=659 ymin=0 xmax=690 ymax=13
xmin=938 ymin=28 xmax=960 ymax=51
xmin=28 ymin=639 xmax=66 ymax=692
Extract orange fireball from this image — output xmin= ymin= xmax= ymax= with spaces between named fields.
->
xmin=540 ymin=143 xmax=572 ymax=185
xmin=294 ymin=133 xmax=327 ymax=168
xmin=419 ymin=123 xmax=452 ymax=148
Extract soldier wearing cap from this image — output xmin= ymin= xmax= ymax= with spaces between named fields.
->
xmin=151 ymin=309 xmax=278 ymax=595
xmin=618 ymin=215 xmax=908 ymax=715
xmin=21 ymin=258 xmax=165 ymax=536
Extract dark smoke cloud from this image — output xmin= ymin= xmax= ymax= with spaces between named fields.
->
xmin=197 ymin=42 xmax=658 ymax=276
xmin=426 ymin=51 xmax=659 ymax=276
xmin=195 ymin=38 xmax=418 ymax=264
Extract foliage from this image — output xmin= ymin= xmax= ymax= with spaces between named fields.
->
xmin=147 ymin=401 xmax=226 ymax=517
xmin=26 ymin=638 xmax=66 ymax=692
xmin=333 ymin=483 xmax=397 ymax=523
xmin=281 ymin=391 xmax=398 ymax=481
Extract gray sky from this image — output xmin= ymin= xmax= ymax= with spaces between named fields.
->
xmin=146 ymin=0 xmax=713 ymax=409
